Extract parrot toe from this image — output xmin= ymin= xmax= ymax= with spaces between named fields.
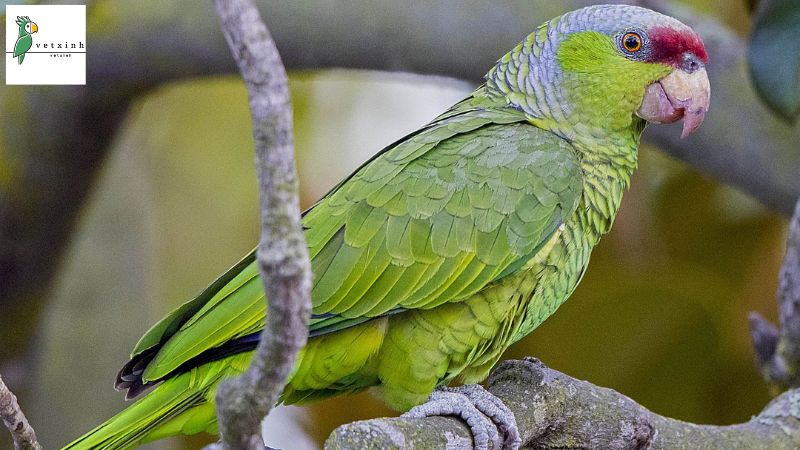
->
xmin=402 ymin=384 xmax=521 ymax=450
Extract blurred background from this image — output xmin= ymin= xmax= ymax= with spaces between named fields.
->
xmin=1 ymin=0 xmax=798 ymax=448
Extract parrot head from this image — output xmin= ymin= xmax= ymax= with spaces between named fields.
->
xmin=16 ymin=16 xmax=38 ymax=36
xmin=488 ymin=5 xmax=710 ymax=139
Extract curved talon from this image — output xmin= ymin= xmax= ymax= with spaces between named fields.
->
xmin=455 ymin=385 xmax=521 ymax=449
xmin=402 ymin=384 xmax=521 ymax=450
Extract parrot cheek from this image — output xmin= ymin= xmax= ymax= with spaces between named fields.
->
xmin=636 ymin=67 xmax=710 ymax=138
xmin=636 ymin=82 xmax=683 ymax=125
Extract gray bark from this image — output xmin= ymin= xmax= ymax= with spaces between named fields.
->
xmin=0 ymin=375 xmax=40 ymax=450
xmin=750 ymin=199 xmax=800 ymax=388
xmin=207 ymin=0 xmax=311 ymax=449
xmin=326 ymin=358 xmax=800 ymax=450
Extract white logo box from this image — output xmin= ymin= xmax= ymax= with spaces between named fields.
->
xmin=5 ymin=4 xmax=86 ymax=85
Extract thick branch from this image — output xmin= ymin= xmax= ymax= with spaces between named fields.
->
xmin=208 ymin=0 xmax=311 ymax=449
xmin=326 ymin=358 xmax=800 ymax=449
xmin=0 ymin=374 xmax=40 ymax=450
xmin=750 ymin=198 xmax=800 ymax=387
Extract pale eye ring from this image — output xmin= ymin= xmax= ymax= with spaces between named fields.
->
xmin=622 ymin=32 xmax=643 ymax=52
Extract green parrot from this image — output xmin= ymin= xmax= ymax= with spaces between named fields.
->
xmin=64 ymin=5 xmax=710 ymax=449
xmin=14 ymin=16 xmax=38 ymax=65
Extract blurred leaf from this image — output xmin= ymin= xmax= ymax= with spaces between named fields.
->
xmin=748 ymin=0 xmax=800 ymax=122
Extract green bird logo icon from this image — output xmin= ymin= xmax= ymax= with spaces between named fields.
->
xmin=14 ymin=16 xmax=39 ymax=65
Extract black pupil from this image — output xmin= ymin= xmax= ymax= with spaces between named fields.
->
xmin=625 ymin=35 xmax=639 ymax=50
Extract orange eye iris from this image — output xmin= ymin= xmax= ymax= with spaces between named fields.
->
xmin=622 ymin=32 xmax=643 ymax=52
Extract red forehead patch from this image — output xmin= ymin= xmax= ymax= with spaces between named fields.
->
xmin=648 ymin=26 xmax=708 ymax=67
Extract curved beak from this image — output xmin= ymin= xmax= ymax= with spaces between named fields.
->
xmin=636 ymin=67 xmax=710 ymax=138
xmin=31 ymin=22 xmax=38 ymax=33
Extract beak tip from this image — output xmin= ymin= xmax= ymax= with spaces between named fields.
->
xmin=679 ymin=108 xmax=708 ymax=139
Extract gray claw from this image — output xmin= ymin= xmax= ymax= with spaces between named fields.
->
xmin=402 ymin=384 xmax=520 ymax=450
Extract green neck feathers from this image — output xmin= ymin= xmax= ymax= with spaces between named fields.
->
xmin=482 ymin=11 xmax=676 ymax=237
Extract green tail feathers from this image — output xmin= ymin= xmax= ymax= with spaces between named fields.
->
xmin=62 ymin=369 xmax=217 ymax=450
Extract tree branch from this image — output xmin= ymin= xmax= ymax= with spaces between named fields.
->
xmin=326 ymin=358 xmax=800 ymax=449
xmin=207 ymin=0 xmax=311 ymax=448
xmin=0 ymin=374 xmax=40 ymax=450
xmin=750 ymin=198 xmax=800 ymax=388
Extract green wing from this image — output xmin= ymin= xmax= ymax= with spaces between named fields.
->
xmin=14 ymin=35 xmax=31 ymax=58
xmin=118 ymin=98 xmax=583 ymax=390
xmin=305 ymin=119 xmax=583 ymax=322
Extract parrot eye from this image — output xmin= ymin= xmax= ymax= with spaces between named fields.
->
xmin=622 ymin=32 xmax=643 ymax=53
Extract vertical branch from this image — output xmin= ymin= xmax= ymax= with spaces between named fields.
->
xmin=209 ymin=0 xmax=312 ymax=448
xmin=0 ymin=375 xmax=41 ymax=450
xmin=776 ymin=200 xmax=800 ymax=382
xmin=750 ymin=198 xmax=800 ymax=387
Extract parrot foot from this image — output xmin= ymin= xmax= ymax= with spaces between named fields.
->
xmin=402 ymin=384 xmax=521 ymax=450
